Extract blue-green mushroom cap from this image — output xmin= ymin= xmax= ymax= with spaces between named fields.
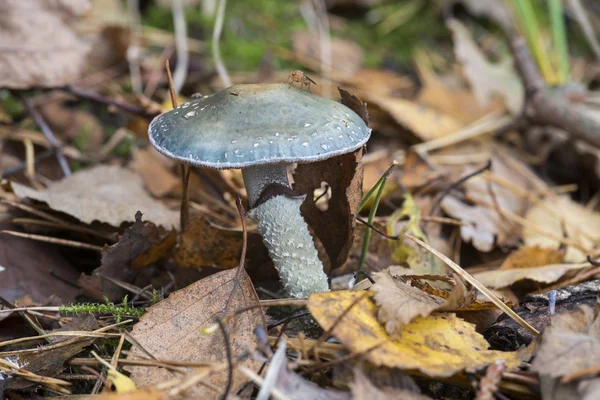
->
xmin=148 ymin=83 xmax=371 ymax=169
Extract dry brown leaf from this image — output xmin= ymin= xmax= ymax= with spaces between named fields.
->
xmin=0 ymin=221 xmax=80 ymax=304
xmin=127 ymin=268 xmax=265 ymax=399
xmin=441 ymin=145 xmax=535 ymax=251
xmin=532 ymin=305 xmax=600 ymax=378
xmin=174 ymin=215 xmax=271 ymax=272
xmin=309 ymin=291 xmax=522 ymax=377
xmin=473 ymin=262 xmax=590 ymax=289
xmin=364 ymin=94 xmax=463 ymax=142
xmin=337 ymin=69 xmax=412 ymax=97
xmin=371 ymin=271 xmax=445 ymax=337
xmin=524 ymin=196 xmax=600 ymax=262
xmin=293 ymin=88 xmax=366 ymax=270
xmin=448 ymin=19 xmax=524 ymax=115
xmin=11 ymin=165 xmax=178 ymax=228
xmin=0 ymin=0 xmax=91 ymax=88
xmin=292 ymin=31 xmax=364 ymax=75
xmin=130 ymin=147 xmax=179 ymax=198
xmin=80 ymin=212 xmax=175 ymax=301
xmin=3 ymin=315 xmax=100 ymax=391
xmin=500 ymin=245 xmax=564 ymax=269
xmin=416 ymin=54 xmax=504 ymax=125
xmin=350 ymin=368 xmax=432 ymax=400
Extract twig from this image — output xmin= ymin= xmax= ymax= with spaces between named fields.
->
xmin=224 ymin=194 xmax=248 ymax=313
xmin=3 ymin=199 xmax=115 ymax=241
xmin=405 ymin=233 xmax=539 ymax=336
xmin=425 ymin=160 xmax=492 ymax=227
xmin=20 ymin=96 xmax=71 ymax=177
xmin=171 ymin=0 xmax=189 ymax=94
xmin=165 ymin=59 xmax=192 ymax=231
xmin=512 ymin=37 xmax=600 ymax=148
xmin=356 ymin=215 xmax=399 ymax=240
xmin=217 ymin=319 xmax=233 ymax=400
xmin=1 ymin=230 xmax=104 ymax=252
xmin=303 ymin=341 xmax=383 ymax=374
xmin=62 ymin=86 xmax=158 ymax=118
xmin=213 ymin=0 xmax=232 ymax=87
xmin=0 ymin=296 xmax=48 ymax=340
xmin=422 ymin=159 xmax=492 ymax=230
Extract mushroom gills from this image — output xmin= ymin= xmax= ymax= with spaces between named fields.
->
xmin=247 ymin=194 xmax=329 ymax=298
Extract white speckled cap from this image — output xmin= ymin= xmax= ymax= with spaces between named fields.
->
xmin=149 ymin=83 xmax=371 ymax=169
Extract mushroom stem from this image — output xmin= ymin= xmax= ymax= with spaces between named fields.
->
xmin=242 ymin=164 xmax=329 ymax=298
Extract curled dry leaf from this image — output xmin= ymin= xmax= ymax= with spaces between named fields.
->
xmin=371 ymin=271 xmax=445 ymax=337
xmin=364 ymin=94 xmax=462 ymax=142
xmin=293 ymin=88 xmax=366 ymax=270
xmin=308 ymin=291 xmax=521 ymax=377
xmin=127 ymin=268 xmax=265 ymax=399
xmin=441 ymin=146 xmax=536 ymax=252
xmin=11 ymin=165 xmax=178 ymax=229
xmin=532 ymin=304 xmax=600 ymax=378
xmin=448 ymin=19 xmax=524 ymax=115
xmin=80 ymin=211 xmax=176 ymax=301
xmin=0 ymin=0 xmax=91 ymax=88
xmin=524 ymin=196 xmax=600 ymax=262
xmin=473 ymin=262 xmax=590 ymax=289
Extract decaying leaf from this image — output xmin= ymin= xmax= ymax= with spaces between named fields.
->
xmin=0 ymin=0 xmax=91 ymax=88
xmin=127 ymin=268 xmax=265 ymax=399
xmin=532 ymin=304 xmax=600 ymax=378
xmin=0 ymin=221 xmax=80 ymax=304
xmin=80 ymin=212 xmax=175 ymax=301
xmin=524 ymin=196 xmax=600 ymax=262
xmin=11 ymin=165 xmax=178 ymax=228
xmin=130 ymin=147 xmax=180 ymax=198
xmin=386 ymin=194 xmax=446 ymax=276
xmin=364 ymin=94 xmax=463 ymax=142
xmin=293 ymin=88 xmax=366 ymax=270
xmin=473 ymin=262 xmax=590 ymax=289
xmin=174 ymin=215 xmax=271 ymax=272
xmin=350 ymin=367 xmax=432 ymax=400
xmin=416 ymin=52 xmax=504 ymax=125
xmin=1 ymin=315 xmax=99 ymax=391
xmin=441 ymin=146 xmax=535 ymax=251
xmin=308 ymin=291 xmax=521 ymax=377
xmin=371 ymin=271 xmax=445 ymax=337
xmin=448 ymin=19 xmax=524 ymax=115
xmin=500 ymin=245 xmax=564 ymax=270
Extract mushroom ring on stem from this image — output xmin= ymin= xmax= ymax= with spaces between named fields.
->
xmin=149 ymin=83 xmax=371 ymax=298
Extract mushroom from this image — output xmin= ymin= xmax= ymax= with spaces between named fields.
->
xmin=149 ymin=83 xmax=371 ymax=298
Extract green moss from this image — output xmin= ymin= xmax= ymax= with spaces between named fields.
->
xmin=0 ymin=90 xmax=24 ymax=119
xmin=142 ymin=0 xmax=447 ymax=72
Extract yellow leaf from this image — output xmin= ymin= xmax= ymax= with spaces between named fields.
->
xmin=500 ymin=245 xmax=564 ymax=270
xmin=308 ymin=291 xmax=521 ymax=377
xmin=107 ymin=368 xmax=137 ymax=393
xmin=387 ymin=194 xmax=445 ymax=276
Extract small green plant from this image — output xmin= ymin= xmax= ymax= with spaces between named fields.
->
xmin=60 ymin=296 xmax=145 ymax=322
